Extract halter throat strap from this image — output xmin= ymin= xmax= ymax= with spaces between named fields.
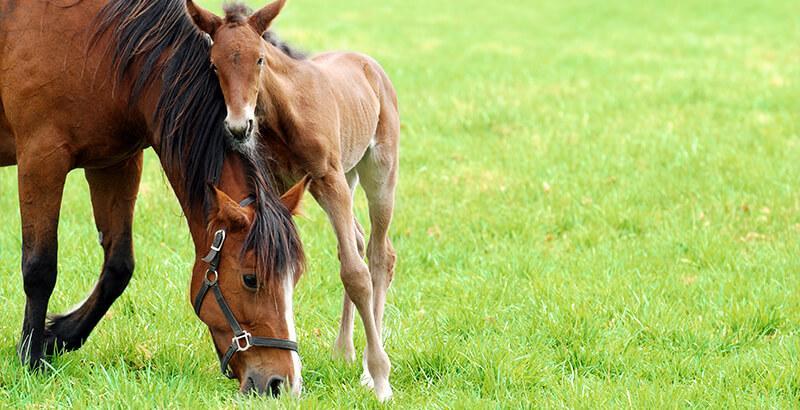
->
xmin=194 ymin=227 xmax=298 ymax=378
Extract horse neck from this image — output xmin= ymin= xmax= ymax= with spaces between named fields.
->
xmin=136 ymin=83 xmax=250 ymax=251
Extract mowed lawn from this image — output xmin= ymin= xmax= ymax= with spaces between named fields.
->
xmin=1 ymin=0 xmax=799 ymax=407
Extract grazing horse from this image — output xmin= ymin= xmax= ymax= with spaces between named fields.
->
xmin=0 ymin=0 xmax=307 ymax=396
xmin=187 ymin=0 xmax=400 ymax=401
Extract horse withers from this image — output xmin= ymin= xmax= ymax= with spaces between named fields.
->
xmin=0 ymin=0 xmax=306 ymax=396
xmin=187 ymin=0 xmax=400 ymax=401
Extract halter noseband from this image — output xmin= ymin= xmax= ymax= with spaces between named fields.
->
xmin=193 ymin=197 xmax=298 ymax=378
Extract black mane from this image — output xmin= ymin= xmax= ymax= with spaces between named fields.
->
xmin=92 ymin=0 xmax=304 ymax=281
xmin=263 ymin=31 xmax=308 ymax=60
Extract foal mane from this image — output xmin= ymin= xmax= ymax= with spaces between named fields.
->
xmin=91 ymin=0 xmax=304 ymax=282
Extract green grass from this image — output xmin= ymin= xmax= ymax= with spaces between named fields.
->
xmin=1 ymin=0 xmax=800 ymax=407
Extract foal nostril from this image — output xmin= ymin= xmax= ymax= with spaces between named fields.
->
xmin=267 ymin=376 xmax=285 ymax=397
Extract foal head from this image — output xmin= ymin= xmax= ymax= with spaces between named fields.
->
xmin=194 ymin=178 xmax=308 ymax=396
xmin=186 ymin=0 xmax=286 ymax=149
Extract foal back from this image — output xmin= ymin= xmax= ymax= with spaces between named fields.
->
xmin=310 ymin=51 xmax=399 ymax=173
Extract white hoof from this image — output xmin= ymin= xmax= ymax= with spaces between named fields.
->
xmin=333 ymin=342 xmax=356 ymax=363
xmin=360 ymin=370 xmax=374 ymax=388
xmin=374 ymin=378 xmax=393 ymax=402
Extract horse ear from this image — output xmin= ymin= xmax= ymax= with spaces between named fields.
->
xmin=186 ymin=0 xmax=223 ymax=36
xmin=248 ymin=0 xmax=287 ymax=35
xmin=280 ymin=175 xmax=310 ymax=216
xmin=206 ymin=183 xmax=250 ymax=231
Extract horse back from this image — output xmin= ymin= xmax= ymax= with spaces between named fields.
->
xmin=0 ymin=0 xmax=144 ymax=168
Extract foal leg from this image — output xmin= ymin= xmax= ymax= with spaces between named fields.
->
xmin=353 ymin=141 xmax=398 ymax=389
xmin=310 ymin=170 xmax=392 ymax=401
xmin=16 ymin=141 xmax=71 ymax=368
xmin=43 ymin=153 xmax=142 ymax=355
xmin=358 ymin=149 xmax=398 ymax=343
xmin=334 ymin=171 xmax=364 ymax=363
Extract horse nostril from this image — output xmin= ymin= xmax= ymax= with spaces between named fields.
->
xmin=267 ymin=376 xmax=285 ymax=397
xmin=246 ymin=119 xmax=254 ymax=136
xmin=242 ymin=376 xmax=257 ymax=395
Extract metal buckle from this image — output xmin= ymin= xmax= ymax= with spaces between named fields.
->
xmin=210 ymin=230 xmax=226 ymax=252
xmin=232 ymin=331 xmax=253 ymax=352
xmin=205 ymin=269 xmax=218 ymax=285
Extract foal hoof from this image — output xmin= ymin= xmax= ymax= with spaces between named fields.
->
xmin=332 ymin=342 xmax=356 ymax=364
xmin=360 ymin=371 xmax=374 ymax=388
xmin=373 ymin=379 xmax=393 ymax=402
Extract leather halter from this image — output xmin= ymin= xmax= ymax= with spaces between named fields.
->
xmin=193 ymin=197 xmax=298 ymax=379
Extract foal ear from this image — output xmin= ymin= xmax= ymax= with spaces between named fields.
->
xmin=206 ymin=183 xmax=250 ymax=231
xmin=248 ymin=0 xmax=287 ymax=35
xmin=280 ymin=175 xmax=310 ymax=216
xmin=186 ymin=0 xmax=223 ymax=36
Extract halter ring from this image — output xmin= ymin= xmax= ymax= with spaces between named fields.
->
xmin=205 ymin=269 xmax=219 ymax=285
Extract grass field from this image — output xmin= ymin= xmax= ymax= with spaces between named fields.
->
xmin=1 ymin=0 xmax=799 ymax=407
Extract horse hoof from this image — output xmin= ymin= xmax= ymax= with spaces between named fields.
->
xmin=17 ymin=340 xmax=47 ymax=371
xmin=42 ymin=315 xmax=85 ymax=356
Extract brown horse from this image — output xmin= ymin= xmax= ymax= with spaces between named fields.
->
xmin=187 ymin=1 xmax=400 ymax=401
xmin=0 ymin=0 xmax=306 ymax=396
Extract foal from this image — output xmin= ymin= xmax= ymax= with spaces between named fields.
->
xmin=187 ymin=0 xmax=400 ymax=401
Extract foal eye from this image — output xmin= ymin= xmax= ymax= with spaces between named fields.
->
xmin=257 ymin=57 xmax=265 ymax=66
xmin=242 ymin=274 xmax=258 ymax=290
xmin=210 ymin=63 xmax=218 ymax=73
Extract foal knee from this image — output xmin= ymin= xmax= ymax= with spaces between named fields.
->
xmin=368 ymin=240 xmax=396 ymax=286
xmin=340 ymin=263 xmax=372 ymax=303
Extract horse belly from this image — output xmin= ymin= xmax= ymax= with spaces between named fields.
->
xmin=0 ymin=127 xmax=15 ymax=166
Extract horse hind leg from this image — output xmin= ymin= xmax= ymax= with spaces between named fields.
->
xmin=334 ymin=171 xmax=364 ymax=363
xmin=43 ymin=153 xmax=142 ymax=355
xmin=16 ymin=135 xmax=73 ymax=369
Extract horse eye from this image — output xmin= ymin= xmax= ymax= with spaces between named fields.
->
xmin=242 ymin=274 xmax=258 ymax=290
xmin=210 ymin=63 xmax=218 ymax=73
xmin=257 ymin=58 xmax=265 ymax=66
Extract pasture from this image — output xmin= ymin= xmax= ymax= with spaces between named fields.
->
xmin=1 ymin=0 xmax=799 ymax=407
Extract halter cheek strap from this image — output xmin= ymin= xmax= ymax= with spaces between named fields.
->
xmin=193 ymin=199 xmax=298 ymax=378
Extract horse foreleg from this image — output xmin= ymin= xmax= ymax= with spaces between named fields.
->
xmin=16 ymin=138 xmax=72 ymax=369
xmin=44 ymin=153 xmax=142 ymax=355
xmin=310 ymin=170 xmax=392 ymax=402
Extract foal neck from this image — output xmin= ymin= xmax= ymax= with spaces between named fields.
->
xmin=257 ymin=43 xmax=309 ymax=129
